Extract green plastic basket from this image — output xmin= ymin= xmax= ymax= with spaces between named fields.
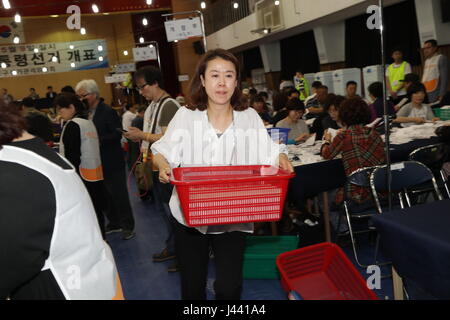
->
xmin=434 ymin=108 xmax=450 ymax=121
xmin=243 ymin=236 xmax=299 ymax=279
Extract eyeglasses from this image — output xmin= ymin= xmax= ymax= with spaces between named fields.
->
xmin=77 ymin=92 xmax=91 ymax=99
xmin=136 ymin=83 xmax=148 ymax=91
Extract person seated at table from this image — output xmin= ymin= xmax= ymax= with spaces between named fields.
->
xmin=394 ymin=82 xmax=440 ymax=127
xmin=251 ymin=95 xmax=272 ymax=125
xmin=277 ymin=99 xmax=310 ymax=143
xmin=287 ymin=88 xmax=300 ymax=101
xmin=321 ymin=98 xmax=386 ymax=205
xmin=367 ymin=82 xmax=395 ymax=122
xmin=322 ymin=95 xmax=345 ymax=131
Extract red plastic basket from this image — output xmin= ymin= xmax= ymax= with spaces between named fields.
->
xmin=170 ymin=165 xmax=295 ymax=227
xmin=276 ymin=243 xmax=379 ymax=300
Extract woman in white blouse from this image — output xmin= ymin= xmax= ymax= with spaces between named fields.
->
xmin=151 ymin=49 xmax=293 ymax=300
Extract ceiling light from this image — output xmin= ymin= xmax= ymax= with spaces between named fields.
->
xmin=233 ymin=2 xmax=239 ymax=9
xmin=275 ymin=0 xmax=280 ymax=5
xmin=80 ymin=28 xmax=86 ymax=35
xmin=34 ymin=48 xmax=39 ymax=53
xmin=52 ymin=56 xmax=58 ymax=62
xmin=2 ymin=0 xmax=11 ymax=10
xmin=146 ymin=0 xmax=153 ymax=5
xmin=69 ymin=45 xmax=74 ymax=50
xmin=50 ymin=15 xmax=59 ymax=18
xmin=13 ymin=36 xmax=19 ymax=44
xmin=174 ymin=40 xmax=178 ymax=43
xmin=1 ymin=63 xmax=6 ymax=68
xmin=149 ymin=44 xmax=154 ymax=48
xmin=142 ymin=18 xmax=148 ymax=26
xmin=98 ymin=45 xmax=103 ymax=51
xmin=103 ymin=13 xmax=110 ymax=15
xmin=123 ymin=50 xmax=129 ymax=56
xmin=201 ymin=2 xmax=206 ymax=9
xmin=99 ymin=56 xmax=104 ymax=61
xmin=92 ymin=4 xmax=99 ymax=13
xmin=71 ymin=62 xmax=76 ymax=68
xmin=42 ymin=67 xmax=48 ymax=72
xmin=14 ymin=13 xmax=21 ymax=23
xmin=139 ymin=37 xmax=145 ymax=44
xmin=12 ymin=70 xmax=17 ymax=76
xmin=263 ymin=29 xmax=269 ymax=34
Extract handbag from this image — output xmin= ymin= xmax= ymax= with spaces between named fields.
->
xmin=132 ymin=97 xmax=171 ymax=194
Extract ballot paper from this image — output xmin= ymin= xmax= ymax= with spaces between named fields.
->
xmin=441 ymin=105 xmax=450 ymax=110
xmin=327 ymin=128 xmax=338 ymax=140
xmin=305 ymin=118 xmax=315 ymax=126
xmin=303 ymin=133 xmax=316 ymax=147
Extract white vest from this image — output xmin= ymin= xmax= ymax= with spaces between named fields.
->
xmin=0 ymin=145 xmax=118 ymax=300
xmin=60 ymin=118 xmax=104 ymax=182
xmin=422 ymin=54 xmax=442 ymax=93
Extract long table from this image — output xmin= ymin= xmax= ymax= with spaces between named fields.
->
xmin=372 ymin=199 xmax=450 ymax=299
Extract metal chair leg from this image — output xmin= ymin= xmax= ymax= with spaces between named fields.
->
xmin=344 ymin=202 xmax=370 ymax=268
xmin=441 ymin=170 xmax=450 ymax=198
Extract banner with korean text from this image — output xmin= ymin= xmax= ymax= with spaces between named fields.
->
xmin=0 ymin=39 xmax=108 ymax=78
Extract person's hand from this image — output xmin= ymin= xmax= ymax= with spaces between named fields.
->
xmin=323 ymin=132 xmax=332 ymax=143
xmin=414 ymin=117 xmax=426 ymax=124
xmin=394 ymin=105 xmax=401 ymax=112
xmin=125 ymin=127 xmax=144 ymax=142
xmin=159 ymin=167 xmax=172 ymax=184
xmin=337 ymin=128 xmax=345 ymax=134
xmin=295 ymin=133 xmax=310 ymax=142
xmin=278 ymin=154 xmax=294 ymax=173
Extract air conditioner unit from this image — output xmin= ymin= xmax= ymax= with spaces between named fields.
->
xmin=255 ymin=0 xmax=284 ymax=32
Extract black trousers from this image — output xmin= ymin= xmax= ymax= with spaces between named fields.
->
xmin=84 ymin=180 xmax=107 ymax=239
xmin=103 ymin=167 xmax=135 ymax=231
xmin=173 ymin=219 xmax=247 ymax=300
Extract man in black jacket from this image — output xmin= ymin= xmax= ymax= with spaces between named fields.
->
xmin=75 ymin=79 xmax=135 ymax=240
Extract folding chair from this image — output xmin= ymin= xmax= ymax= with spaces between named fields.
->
xmin=370 ymin=161 xmax=443 ymax=213
xmin=408 ymin=143 xmax=450 ymax=199
xmin=335 ymin=166 xmax=390 ymax=268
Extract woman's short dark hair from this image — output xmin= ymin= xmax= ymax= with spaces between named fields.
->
xmin=134 ymin=66 xmax=164 ymax=89
xmin=339 ymin=98 xmax=371 ymax=126
xmin=286 ymin=98 xmax=305 ymax=111
xmin=187 ymin=49 xmax=246 ymax=111
xmin=368 ymin=82 xmax=383 ymax=99
xmin=288 ymin=88 xmax=299 ymax=97
xmin=323 ymin=93 xmax=337 ymax=113
xmin=0 ymin=100 xmax=26 ymax=148
xmin=272 ymin=91 xmax=288 ymax=112
xmin=251 ymin=95 xmax=265 ymax=106
xmin=54 ymin=93 xmax=89 ymax=119
xmin=408 ymin=82 xmax=427 ymax=96
xmin=331 ymin=95 xmax=346 ymax=111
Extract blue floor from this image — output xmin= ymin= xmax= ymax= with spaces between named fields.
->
xmin=107 ymin=180 xmax=394 ymax=300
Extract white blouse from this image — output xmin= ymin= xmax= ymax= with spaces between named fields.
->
xmin=151 ymin=106 xmax=287 ymax=234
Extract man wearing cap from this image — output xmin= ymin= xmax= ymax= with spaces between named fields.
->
xmin=386 ymin=49 xmax=412 ymax=105
xmin=422 ymin=39 xmax=448 ymax=103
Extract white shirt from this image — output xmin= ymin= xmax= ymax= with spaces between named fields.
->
xmin=385 ymin=62 xmax=412 ymax=96
xmin=151 ymin=107 xmax=287 ymax=234
xmin=122 ymin=110 xmax=136 ymax=132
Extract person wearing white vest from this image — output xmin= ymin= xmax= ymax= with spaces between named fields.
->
xmin=0 ymin=101 xmax=122 ymax=300
xmin=55 ymin=93 xmax=107 ymax=239
xmin=124 ymin=66 xmax=180 ymax=272
xmin=422 ymin=39 xmax=449 ymax=103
